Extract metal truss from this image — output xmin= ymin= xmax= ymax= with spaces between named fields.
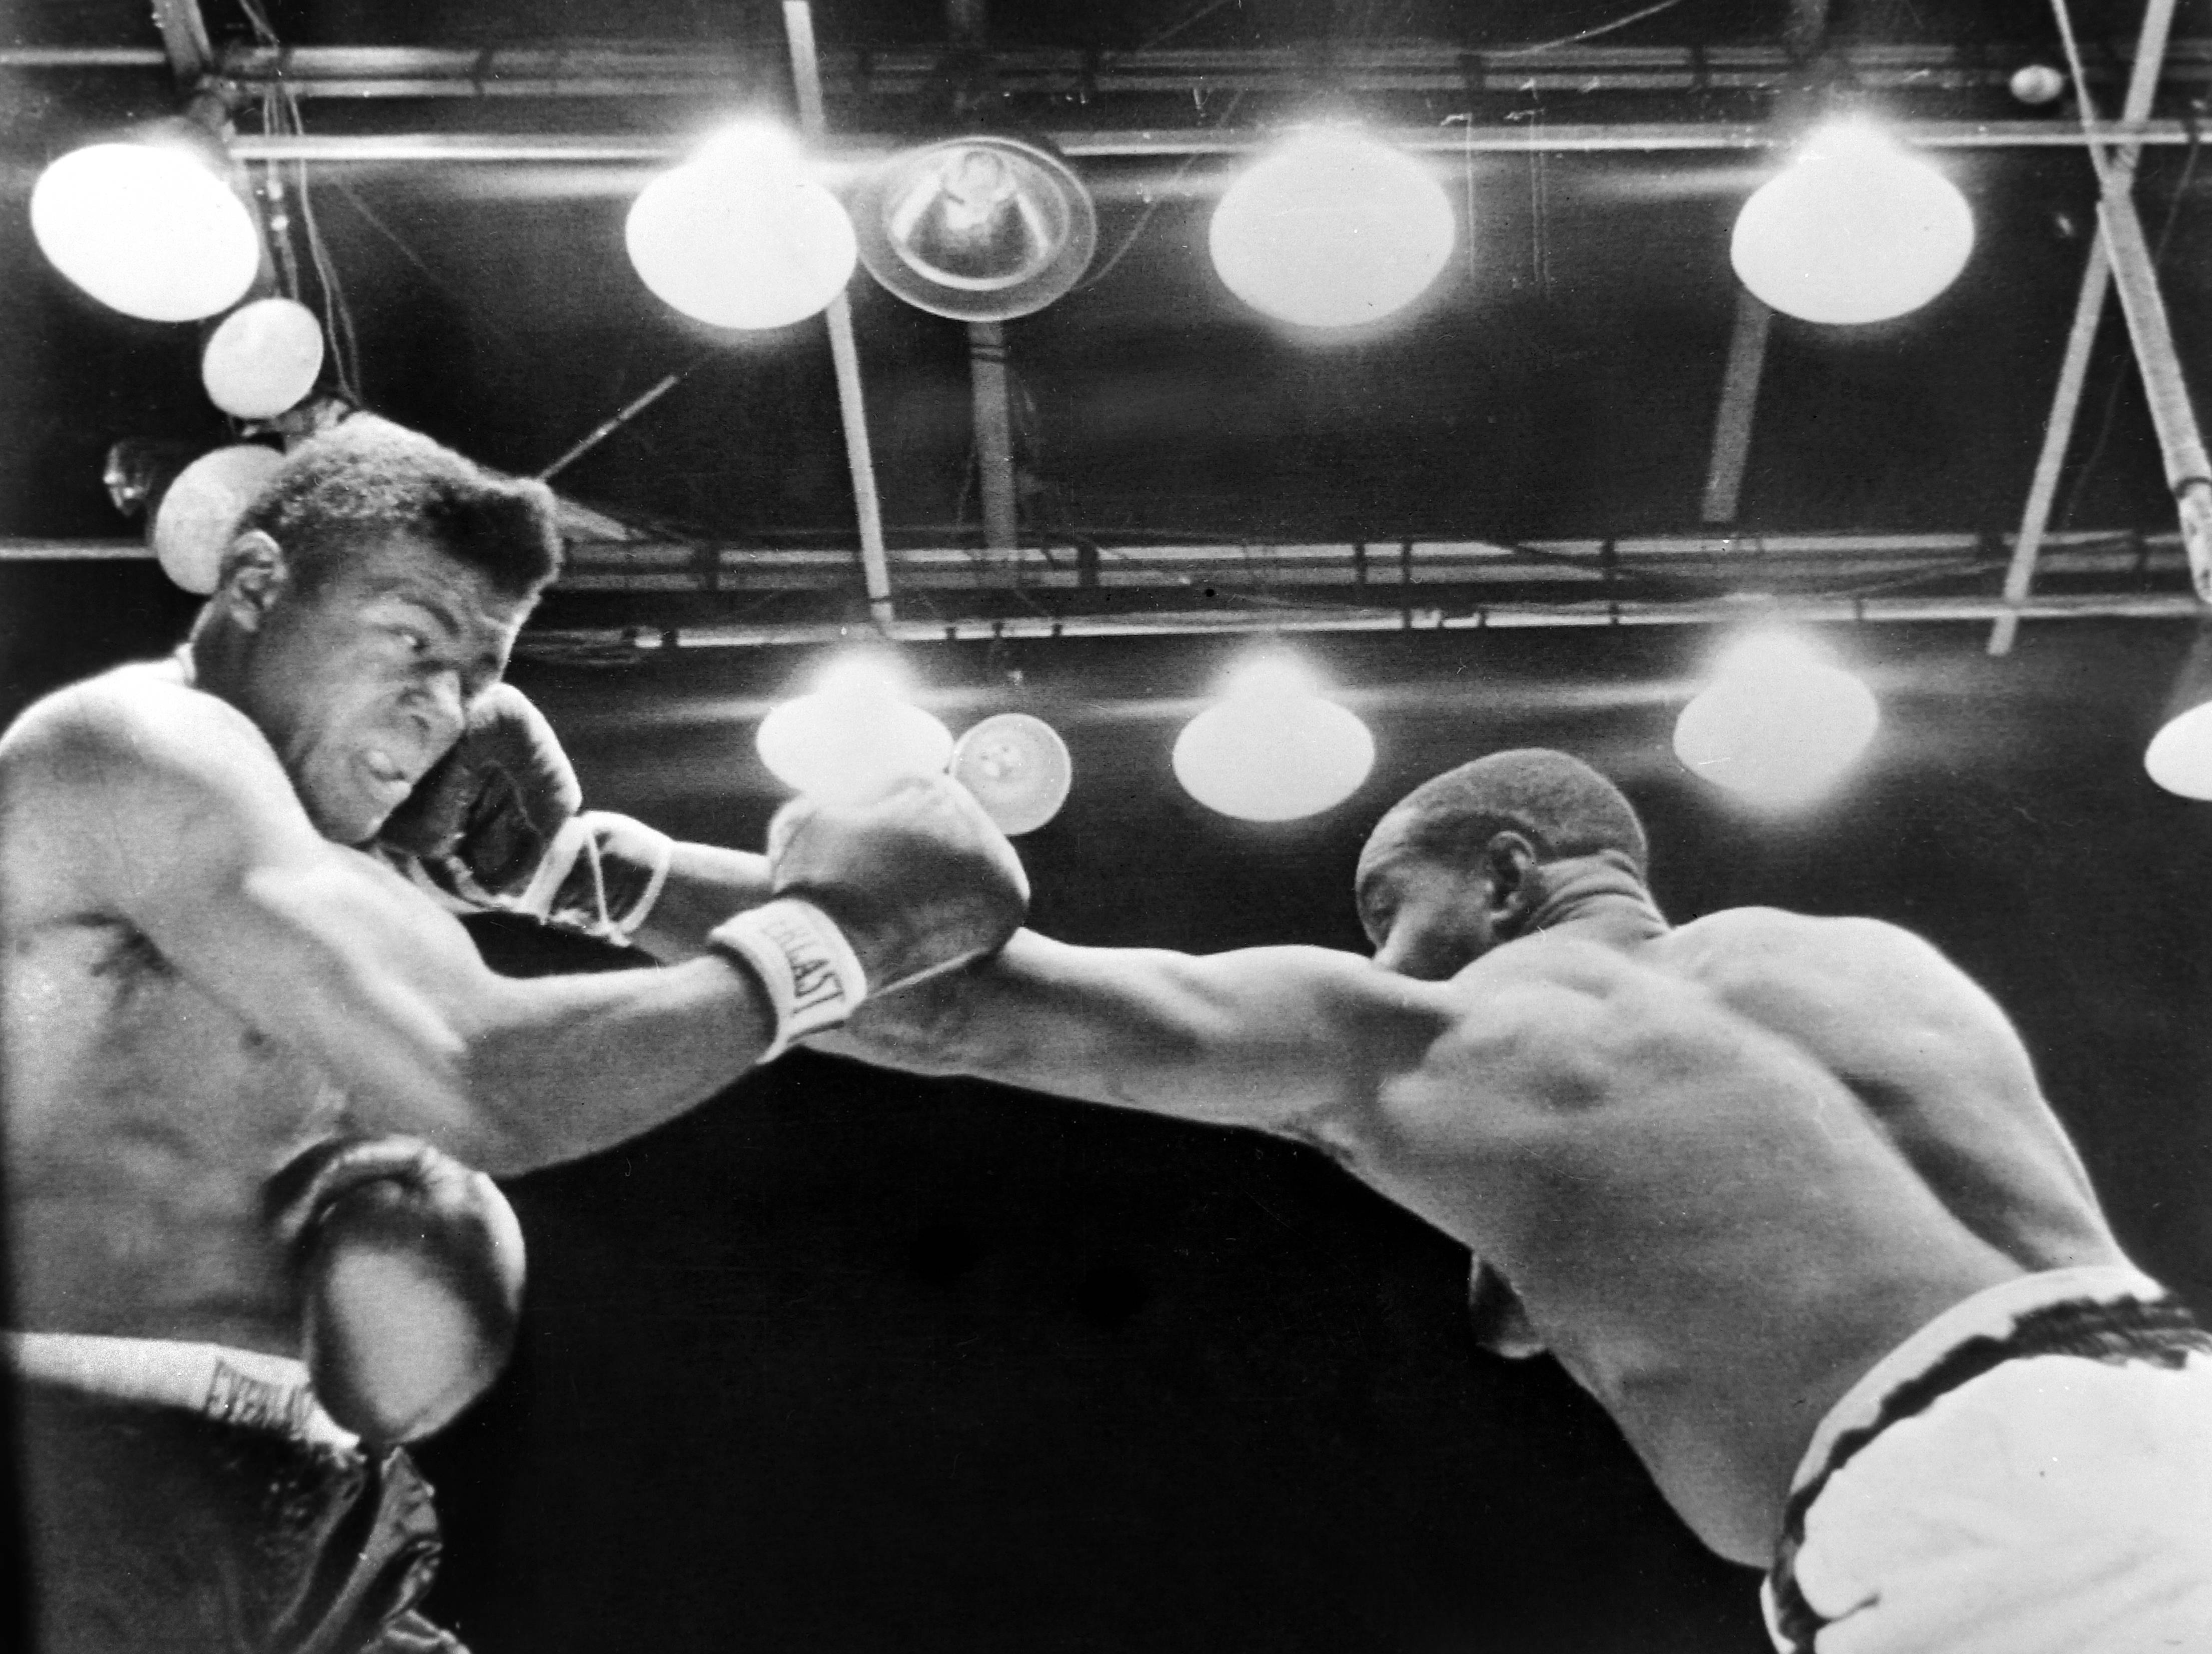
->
xmin=8 ymin=38 xmax=2210 ymax=104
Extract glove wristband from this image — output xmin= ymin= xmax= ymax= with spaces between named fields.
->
xmin=710 ymin=898 xmax=869 ymax=1062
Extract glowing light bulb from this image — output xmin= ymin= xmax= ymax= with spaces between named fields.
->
xmin=626 ymin=123 xmax=857 ymax=330
xmin=2145 ymin=703 xmax=2212 ymax=799
xmin=1730 ymin=121 xmax=1973 ymax=325
xmin=1173 ymin=655 xmax=1375 ymax=821
xmin=2144 ymin=629 xmax=2212 ymax=799
xmin=950 ymin=713 xmax=1072 ymax=835
xmin=202 ymin=297 xmax=324 ymax=419
xmin=1209 ymin=130 xmax=1455 ymax=329
xmin=755 ymin=656 xmax=953 ymax=803
xmin=1673 ymin=631 xmax=1879 ymax=807
xmin=152 ymin=444 xmax=286 ymax=593
xmin=32 ymin=141 xmax=262 ymax=323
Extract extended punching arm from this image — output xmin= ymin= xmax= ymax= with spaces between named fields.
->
xmin=820 ymin=928 xmax=1460 ymax=1143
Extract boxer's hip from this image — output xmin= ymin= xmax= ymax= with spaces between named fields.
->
xmin=7 ymin=1332 xmax=464 ymax=1654
xmin=1761 ymin=1265 xmax=2212 ymax=1654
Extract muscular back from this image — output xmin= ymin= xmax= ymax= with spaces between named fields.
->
xmin=1338 ymin=907 xmax=2123 ymax=1563
xmin=1654 ymin=908 xmax=2117 ymax=1271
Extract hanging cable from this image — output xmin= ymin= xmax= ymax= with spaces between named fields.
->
xmin=1077 ymin=88 xmax=1248 ymax=293
xmin=1492 ymin=0 xmax=1684 ymax=58
xmin=281 ymin=86 xmax=362 ymax=406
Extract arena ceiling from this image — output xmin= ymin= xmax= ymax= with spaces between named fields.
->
xmin=6 ymin=0 xmax=2210 ymax=653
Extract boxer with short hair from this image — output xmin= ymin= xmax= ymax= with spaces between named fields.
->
xmin=829 ymin=747 xmax=2212 ymax=1652
xmin=0 ymin=418 xmax=1027 ymax=1653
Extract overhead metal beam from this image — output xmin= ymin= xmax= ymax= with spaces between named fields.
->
xmin=784 ymin=2 xmax=894 ymax=630
xmin=1989 ymin=9 xmax=2182 ymax=654
xmin=1700 ymin=293 xmax=1771 ymax=525
xmin=517 ymin=590 xmax=2208 ymax=653
xmin=2099 ymin=187 xmax=2212 ymax=597
xmin=14 ymin=527 xmax=2186 ymax=590
xmin=1989 ymin=258 xmax=2112 ymax=655
xmin=10 ymin=39 xmax=2211 ymax=99
xmin=217 ymin=120 xmax=2203 ymax=167
xmin=147 ymin=0 xmax=215 ymax=87
xmin=968 ymin=322 xmax=1020 ymax=559
xmin=2053 ymin=2 xmax=2212 ymax=612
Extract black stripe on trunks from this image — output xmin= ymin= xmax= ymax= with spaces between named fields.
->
xmin=1763 ymin=1291 xmax=2212 ymax=1654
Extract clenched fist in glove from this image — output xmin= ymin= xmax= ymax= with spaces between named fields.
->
xmin=267 ymin=1134 xmax=527 ymax=1446
xmin=379 ymin=683 xmax=674 ymax=946
xmin=708 ymin=774 xmax=1028 ymax=1061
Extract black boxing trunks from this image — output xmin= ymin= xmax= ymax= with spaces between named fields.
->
xmin=1761 ymin=1265 xmax=2212 ymax=1654
xmin=7 ymin=1333 xmax=465 ymax=1654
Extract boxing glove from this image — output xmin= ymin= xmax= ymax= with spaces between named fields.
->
xmin=379 ymin=683 xmax=674 ymax=946
xmin=709 ymin=774 xmax=1028 ymax=1059
xmin=267 ymin=1135 xmax=527 ymax=1446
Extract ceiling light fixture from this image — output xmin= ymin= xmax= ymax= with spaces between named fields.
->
xmin=626 ymin=122 xmax=857 ymax=331
xmin=32 ymin=123 xmax=263 ymax=323
xmin=2144 ymin=626 xmax=2212 ymax=799
xmin=755 ymin=653 xmax=954 ymax=803
xmin=202 ymin=297 xmax=326 ymax=419
xmin=1173 ymin=653 xmax=1375 ymax=820
xmin=1730 ymin=119 xmax=1974 ymax=326
xmin=151 ymin=443 xmax=286 ymax=594
xmin=1672 ymin=630 xmax=1880 ymax=806
xmin=1209 ymin=129 xmax=1455 ymax=330
xmin=852 ymin=136 xmax=1097 ymax=322
xmin=949 ymin=712 xmax=1073 ymax=834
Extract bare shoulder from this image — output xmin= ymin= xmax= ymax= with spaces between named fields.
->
xmin=6 ymin=660 xmax=253 ymax=762
xmin=1660 ymin=905 xmax=1967 ymax=991
xmin=1653 ymin=904 xmax=2028 ymax=1068
xmin=2 ymin=662 xmax=282 ymax=807
xmin=1 ymin=664 xmax=302 ymax=919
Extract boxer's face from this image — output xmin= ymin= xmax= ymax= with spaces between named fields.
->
xmin=240 ymin=532 xmax=531 ymax=844
xmin=1355 ymin=816 xmax=1501 ymax=981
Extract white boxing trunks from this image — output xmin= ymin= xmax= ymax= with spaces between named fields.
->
xmin=1761 ymin=1265 xmax=2212 ymax=1654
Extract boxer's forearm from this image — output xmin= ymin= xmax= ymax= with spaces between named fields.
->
xmin=455 ymin=952 xmax=779 ymax=1173
xmin=208 ymin=861 xmax=790 ymax=1174
xmin=821 ymin=930 xmax=1458 ymax=1136
xmin=625 ymin=840 xmax=774 ymax=962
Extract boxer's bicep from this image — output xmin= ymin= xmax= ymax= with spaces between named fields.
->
xmin=78 ymin=714 xmax=781 ymax=1171
xmin=34 ymin=684 xmax=796 ymax=1174
xmin=69 ymin=709 xmax=511 ymax=1151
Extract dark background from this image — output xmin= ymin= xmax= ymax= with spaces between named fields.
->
xmin=10 ymin=3 xmax=2212 ymax=1652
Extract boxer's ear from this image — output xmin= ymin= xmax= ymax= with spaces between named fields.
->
xmin=219 ymin=530 xmax=284 ymax=628
xmin=1481 ymin=832 xmax=1540 ymax=927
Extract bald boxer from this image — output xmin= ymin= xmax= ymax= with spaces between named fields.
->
xmin=0 ymin=419 xmax=1026 ymax=1653
xmin=828 ymin=749 xmax=2212 ymax=1652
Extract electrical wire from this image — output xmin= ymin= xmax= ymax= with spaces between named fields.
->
xmin=1132 ymin=0 xmax=1244 ymax=53
xmin=256 ymin=90 xmax=303 ymax=303
xmin=1492 ymin=0 xmax=1684 ymax=58
xmin=238 ymin=1 xmax=366 ymax=407
xmin=1076 ymin=88 xmax=1246 ymax=293
xmin=251 ymin=72 xmax=363 ymax=405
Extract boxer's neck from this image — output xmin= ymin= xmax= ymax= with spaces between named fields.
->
xmin=180 ymin=623 xmax=247 ymax=706
xmin=1518 ymin=855 xmax=1668 ymax=949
